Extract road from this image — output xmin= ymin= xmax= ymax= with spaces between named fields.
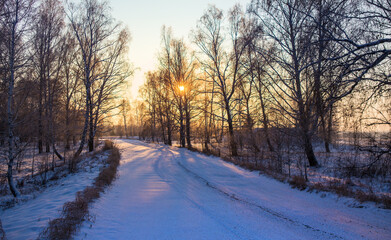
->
xmin=76 ymin=139 xmax=391 ymax=240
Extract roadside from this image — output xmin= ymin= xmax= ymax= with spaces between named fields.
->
xmin=39 ymin=140 xmax=120 ymax=239
xmin=0 ymin=141 xmax=111 ymax=240
xmin=188 ymin=141 xmax=391 ymax=209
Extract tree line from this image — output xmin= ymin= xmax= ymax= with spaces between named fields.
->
xmin=0 ymin=0 xmax=130 ymax=197
xmin=137 ymin=0 xmax=390 ymax=171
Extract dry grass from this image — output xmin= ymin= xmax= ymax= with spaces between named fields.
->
xmin=309 ymin=180 xmax=391 ymax=209
xmin=355 ymin=190 xmax=391 ymax=209
xmin=102 ymin=140 xmax=114 ymax=151
xmin=95 ymin=146 xmax=120 ymax=188
xmin=39 ymin=141 xmax=120 ymax=239
xmin=193 ymin=144 xmax=391 ymax=209
xmin=289 ymin=175 xmax=307 ymax=190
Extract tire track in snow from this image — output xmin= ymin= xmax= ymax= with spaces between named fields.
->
xmin=172 ymin=150 xmax=344 ymax=240
xmin=151 ymin=147 xmax=250 ymax=240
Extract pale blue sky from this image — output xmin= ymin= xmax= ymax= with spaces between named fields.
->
xmin=110 ymin=0 xmax=251 ymax=99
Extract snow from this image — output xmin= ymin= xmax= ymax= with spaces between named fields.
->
xmin=77 ymin=139 xmax=391 ymax=240
xmin=0 ymin=152 xmax=108 ymax=240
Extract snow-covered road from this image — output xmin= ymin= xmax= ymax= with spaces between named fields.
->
xmin=77 ymin=139 xmax=391 ymax=240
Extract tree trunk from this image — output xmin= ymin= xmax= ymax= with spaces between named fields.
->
xmin=73 ymin=81 xmax=91 ymax=160
xmin=7 ymin=16 xmax=20 ymax=197
xmin=65 ymin=101 xmax=70 ymax=150
xmin=88 ymin=96 xmax=94 ymax=152
xmin=303 ymin=132 xmax=318 ymax=167
xmin=159 ymin=112 xmax=166 ymax=144
xmin=7 ymin=84 xmax=19 ymax=197
xmin=179 ymin=111 xmax=185 ymax=147
xmin=226 ymin=107 xmax=238 ymax=156
xmin=38 ymin=85 xmax=43 ymax=153
xmin=292 ymin=38 xmax=319 ymax=167
xmin=185 ymin=102 xmax=191 ymax=148
xmin=48 ymin=86 xmax=63 ymax=164
xmin=321 ymin=114 xmax=330 ymax=152
xmin=123 ymin=113 xmax=128 ymax=138
xmin=326 ymin=104 xmax=334 ymax=151
xmin=314 ymin=0 xmax=330 ymax=153
xmin=167 ymin=109 xmax=172 ymax=146
xmin=258 ymin=88 xmax=274 ymax=152
xmin=204 ymin=104 xmax=210 ymax=152
xmin=88 ymin=128 xmax=94 ymax=152
xmin=179 ymin=97 xmax=185 ymax=147
xmin=45 ymin=141 xmax=50 ymax=153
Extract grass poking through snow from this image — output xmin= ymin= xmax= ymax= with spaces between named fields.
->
xmin=39 ymin=140 xmax=120 ymax=239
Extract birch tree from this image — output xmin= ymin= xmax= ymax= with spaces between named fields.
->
xmin=0 ymin=0 xmax=35 ymax=197
xmin=33 ymin=0 xmax=65 ymax=161
xmin=67 ymin=0 xmax=130 ymax=156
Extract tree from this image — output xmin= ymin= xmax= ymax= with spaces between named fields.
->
xmin=67 ymin=0 xmax=130 ymax=156
xmin=250 ymin=0 xmax=320 ymax=166
xmin=62 ymin=31 xmax=80 ymax=150
xmin=33 ymin=0 xmax=65 ymax=162
xmin=247 ymin=39 xmax=275 ymax=152
xmin=120 ymin=98 xmax=130 ymax=138
xmin=169 ymin=39 xmax=197 ymax=148
xmin=159 ymin=27 xmax=197 ymax=148
xmin=0 ymin=0 xmax=35 ymax=197
xmin=193 ymin=5 xmax=250 ymax=156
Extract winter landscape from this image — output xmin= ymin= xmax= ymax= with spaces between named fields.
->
xmin=1 ymin=0 xmax=391 ymax=239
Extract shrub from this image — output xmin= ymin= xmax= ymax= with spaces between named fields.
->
xmin=289 ymin=175 xmax=307 ymax=190
xmin=102 ymin=140 xmax=114 ymax=151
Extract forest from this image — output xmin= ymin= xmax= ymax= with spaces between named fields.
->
xmin=132 ymin=0 xmax=391 ymax=205
xmin=0 ymin=0 xmax=130 ymax=198
xmin=0 ymin=0 xmax=390 ymax=206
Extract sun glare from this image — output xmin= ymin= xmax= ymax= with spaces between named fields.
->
xmin=179 ymin=85 xmax=184 ymax=91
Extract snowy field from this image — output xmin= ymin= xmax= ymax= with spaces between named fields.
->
xmin=189 ymin=139 xmax=391 ymax=202
xmin=76 ymin=139 xmax=391 ymax=240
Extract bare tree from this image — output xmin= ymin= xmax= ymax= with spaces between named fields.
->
xmin=193 ymin=5 xmax=250 ymax=156
xmin=159 ymin=27 xmax=197 ymax=148
xmin=247 ymin=41 xmax=275 ymax=152
xmin=67 ymin=0 xmax=130 ymax=157
xmin=33 ymin=0 xmax=65 ymax=165
xmin=62 ymin=31 xmax=80 ymax=150
xmin=120 ymin=98 xmax=130 ymax=138
xmin=0 ymin=0 xmax=35 ymax=197
xmin=250 ymin=0 xmax=320 ymax=166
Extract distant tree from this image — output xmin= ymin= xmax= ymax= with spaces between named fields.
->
xmin=159 ymin=27 xmax=198 ymax=148
xmin=119 ymin=98 xmax=130 ymax=138
xmin=193 ymin=5 xmax=251 ymax=156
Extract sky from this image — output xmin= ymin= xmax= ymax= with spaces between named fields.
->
xmin=110 ymin=0 xmax=251 ymax=100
